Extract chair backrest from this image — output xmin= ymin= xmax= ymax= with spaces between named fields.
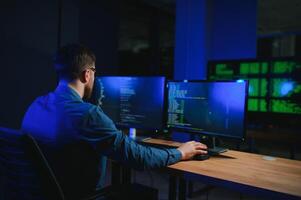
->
xmin=0 ymin=127 xmax=64 ymax=200
xmin=52 ymin=140 xmax=101 ymax=200
xmin=22 ymin=133 xmax=65 ymax=200
xmin=21 ymin=133 xmax=102 ymax=200
xmin=0 ymin=127 xmax=41 ymax=200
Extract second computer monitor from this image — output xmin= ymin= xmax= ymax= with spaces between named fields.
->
xmin=97 ymin=76 xmax=165 ymax=130
xmin=167 ymin=81 xmax=248 ymax=140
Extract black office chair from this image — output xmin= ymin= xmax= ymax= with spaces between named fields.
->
xmin=22 ymin=133 xmax=116 ymax=200
xmin=0 ymin=127 xmax=45 ymax=199
xmin=0 ymin=127 xmax=110 ymax=200
xmin=1 ymin=127 xmax=158 ymax=200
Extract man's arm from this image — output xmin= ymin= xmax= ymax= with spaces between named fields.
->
xmin=79 ymin=106 xmax=207 ymax=170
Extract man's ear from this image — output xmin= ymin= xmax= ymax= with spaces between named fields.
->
xmin=79 ymin=70 xmax=89 ymax=83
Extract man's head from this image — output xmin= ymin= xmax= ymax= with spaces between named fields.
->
xmin=54 ymin=44 xmax=96 ymax=98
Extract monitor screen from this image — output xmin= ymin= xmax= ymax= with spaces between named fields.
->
xmin=167 ymin=81 xmax=248 ymax=139
xmin=96 ymin=76 xmax=165 ymax=130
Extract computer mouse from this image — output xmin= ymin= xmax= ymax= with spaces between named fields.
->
xmin=193 ymin=154 xmax=210 ymax=161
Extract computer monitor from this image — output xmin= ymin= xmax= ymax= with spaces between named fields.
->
xmin=167 ymin=80 xmax=248 ymax=151
xmin=96 ymin=76 xmax=165 ymax=133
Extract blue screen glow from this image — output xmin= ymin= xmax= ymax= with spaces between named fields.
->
xmin=97 ymin=76 xmax=165 ymax=130
xmin=167 ymin=81 xmax=248 ymax=139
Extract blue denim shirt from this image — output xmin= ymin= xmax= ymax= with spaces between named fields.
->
xmin=21 ymin=83 xmax=181 ymax=187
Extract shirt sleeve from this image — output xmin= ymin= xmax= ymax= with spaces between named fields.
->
xmin=78 ymin=106 xmax=182 ymax=170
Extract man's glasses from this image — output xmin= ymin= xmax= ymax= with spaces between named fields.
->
xmin=88 ymin=67 xmax=96 ymax=73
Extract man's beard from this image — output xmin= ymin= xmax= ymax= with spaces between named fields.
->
xmin=83 ymin=85 xmax=93 ymax=100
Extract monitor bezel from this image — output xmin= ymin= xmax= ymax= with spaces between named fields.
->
xmin=165 ymin=79 xmax=249 ymax=141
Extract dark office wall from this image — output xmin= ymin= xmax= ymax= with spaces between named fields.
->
xmin=0 ymin=0 xmax=120 ymax=129
xmin=60 ymin=0 xmax=80 ymax=46
xmin=209 ymin=0 xmax=257 ymax=60
xmin=79 ymin=0 xmax=120 ymax=75
xmin=0 ymin=0 xmax=59 ymax=129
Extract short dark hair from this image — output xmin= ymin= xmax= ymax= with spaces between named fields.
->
xmin=54 ymin=44 xmax=96 ymax=81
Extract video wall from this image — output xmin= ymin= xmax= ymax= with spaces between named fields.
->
xmin=208 ymin=59 xmax=301 ymax=115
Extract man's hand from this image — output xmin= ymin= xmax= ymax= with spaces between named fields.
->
xmin=177 ymin=141 xmax=207 ymax=160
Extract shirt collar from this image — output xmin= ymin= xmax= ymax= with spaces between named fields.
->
xmin=55 ymin=82 xmax=83 ymax=102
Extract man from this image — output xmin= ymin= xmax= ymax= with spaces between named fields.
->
xmin=22 ymin=44 xmax=207 ymax=199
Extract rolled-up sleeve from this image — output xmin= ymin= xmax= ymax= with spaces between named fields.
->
xmin=78 ymin=106 xmax=182 ymax=170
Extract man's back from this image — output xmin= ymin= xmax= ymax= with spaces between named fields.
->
xmin=22 ymin=83 xmax=92 ymax=144
xmin=22 ymin=83 xmax=104 ymax=199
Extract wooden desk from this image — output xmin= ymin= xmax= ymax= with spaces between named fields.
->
xmin=144 ymin=138 xmax=301 ymax=200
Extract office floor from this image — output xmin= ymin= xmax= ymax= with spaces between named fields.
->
xmin=106 ymin=139 xmax=301 ymax=200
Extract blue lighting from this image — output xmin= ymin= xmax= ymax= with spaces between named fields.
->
xmin=97 ymin=76 xmax=165 ymax=129
xmin=167 ymin=81 xmax=247 ymax=138
xmin=280 ymin=82 xmax=294 ymax=96
xmin=236 ymin=79 xmax=244 ymax=83
xmin=212 ymin=82 xmax=246 ymax=111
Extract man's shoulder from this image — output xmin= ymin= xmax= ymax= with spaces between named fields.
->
xmin=28 ymin=93 xmax=53 ymax=109
xmin=84 ymin=104 xmax=115 ymax=125
xmin=85 ymin=103 xmax=105 ymax=117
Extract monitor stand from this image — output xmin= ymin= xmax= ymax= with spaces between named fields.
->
xmin=206 ymin=137 xmax=228 ymax=155
xmin=129 ymin=128 xmax=151 ymax=142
